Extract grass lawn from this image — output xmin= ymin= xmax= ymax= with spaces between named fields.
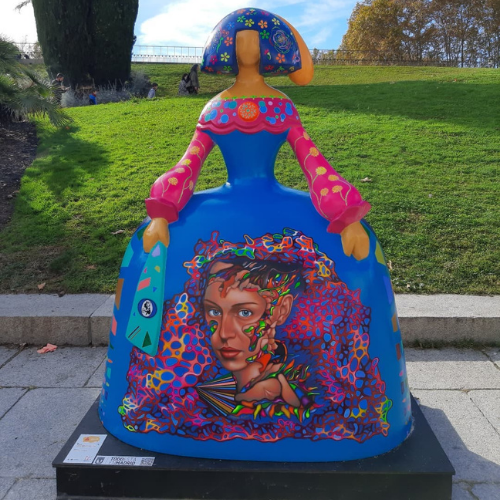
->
xmin=0 ymin=64 xmax=498 ymax=294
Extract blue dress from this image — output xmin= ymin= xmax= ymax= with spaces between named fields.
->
xmin=98 ymin=109 xmax=412 ymax=462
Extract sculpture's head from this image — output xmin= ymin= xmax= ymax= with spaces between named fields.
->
xmin=201 ymin=7 xmax=313 ymax=85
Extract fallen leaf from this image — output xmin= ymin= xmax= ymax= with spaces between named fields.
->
xmin=428 ymin=193 xmax=433 ymax=198
xmin=58 ymin=290 xmax=65 ymax=297
xmin=387 ymin=260 xmax=393 ymax=270
xmin=111 ymin=230 xmax=125 ymax=235
xmin=85 ymin=265 xmax=97 ymax=270
xmin=360 ymin=177 xmax=372 ymax=183
xmin=37 ymin=343 xmax=57 ymax=354
xmin=37 ymin=282 xmax=46 ymax=290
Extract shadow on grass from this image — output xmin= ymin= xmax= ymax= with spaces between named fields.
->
xmin=0 ymin=126 xmax=113 ymax=293
xmin=286 ymin=81 xmax=499 ymax=131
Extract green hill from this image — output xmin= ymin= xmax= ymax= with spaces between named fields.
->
xmin=0 ymin=64 xmax=498 ymax=294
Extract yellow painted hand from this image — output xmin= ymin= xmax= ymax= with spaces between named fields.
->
xmin=143 ymin=217 xmax=170 ymax=253
xmin=340 ymin=221 xmax=370 ymax=260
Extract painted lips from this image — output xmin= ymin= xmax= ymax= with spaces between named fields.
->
xmin=219 ymin=347 xmax=241 ymax=359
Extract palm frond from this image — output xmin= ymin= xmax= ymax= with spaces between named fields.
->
xmin=15 ymin=1 xmax=32 ymax=12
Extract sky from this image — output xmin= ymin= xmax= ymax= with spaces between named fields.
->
xmin=0 ymin=0 xmax=358 ymax=50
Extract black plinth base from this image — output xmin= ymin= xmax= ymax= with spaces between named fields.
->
xmin=53 ymin=395 xmax=454 ymax=500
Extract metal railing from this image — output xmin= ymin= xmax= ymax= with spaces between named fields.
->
xmin=13 ymin=42 xmax=469 ymax=67
xmin=132 ymin=45 xmax=203 ymax=64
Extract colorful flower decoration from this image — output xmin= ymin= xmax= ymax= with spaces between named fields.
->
xmin=201 ymin=8 xmax=301 ymax=76
xmin=238 ymin=101 xmax=260 ymax=122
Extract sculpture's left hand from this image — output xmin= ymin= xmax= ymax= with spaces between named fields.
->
xmin=340 ymin=221 xmax=370 ymax=260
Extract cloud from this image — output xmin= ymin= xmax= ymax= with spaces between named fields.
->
xmin=0 ymin=0 xmax=37 ymax=43
xmin=138 ymin=0 xmax=309 ymax=47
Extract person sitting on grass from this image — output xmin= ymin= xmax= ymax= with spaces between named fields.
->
xmin=148 ymin=83 xmax=159 ymax=98
xmin=89 ymin=90 xmax=97 ymax=105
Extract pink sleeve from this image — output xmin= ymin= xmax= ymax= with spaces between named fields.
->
xmin=287 ymin=126 xmax=371 ymax=233
xmin=145 ymin=129 xmax=215 ymax=222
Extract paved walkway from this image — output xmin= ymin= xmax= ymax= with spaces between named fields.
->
xmin=0 ymin=346 xmax=499 ymax=499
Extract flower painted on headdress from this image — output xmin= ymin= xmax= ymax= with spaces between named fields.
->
xmin=168 ymin=177 xmax=178 ymax=185
xmin=260 ymin=30 xmax=270 ymax=40
xmin=223 ymin=65 xmax=232 ymax=72
xmin=237 ymin=16 xmax=246 ymax=23
xmin=316 ymin=167 xmax=327 ymax=175
xmin=205 ymin=67 xmax=214 ymax=72
xmin=276 ymin=53 xmax=285 ymax=63
xmin=310 ymin=147 xmax=319 ymax=157
xmin=320 ymin=188 xmax=329 ymax=196
xmin=260 ymin=10 xmax=270 ymax=16
xmin=189 ymin=181 xmax=194 ymax=190
xmin=189 ymin=146 xmax=200 ymax=155
xmin=277 ymin=66 xmax=285 ymax=72
xmin=245 ymin=19 xmax=255 ymax=27
xmin=209 ymin=55 xmax=218 ymax=64
xmin=247 ymin=9 xmax=257 ymax=15
xmin=272 ymin=17 xmax=280 ymax=25
xmin=332 ymin=185 xmax=343 ymax=193
xmin=175 ymin=167 xmax=186 ymax=173
xmin=180 ymin=159 xmax=191 ymax=165
xmin=293 ymin=51 xmax=301 ymax=64
xmin=328 ymin=175 xmax=339 ymax=181
xmin=303 ymin=132 xmax=310 ymax=140
xmin=272 ymin=30 xmax=293 ymax=54
xmin=264 ymin=65 xmax=275 ymax=72
xmin=220 ymin=52 xmax=230 ymax=62
xmin=264 ymin=49 xmax=271 ymax=60
xmin=224 ymin=36 xmax=233 ymax=46
xmin=227 ymin=22 xmax=235 ymax=30
xmin=236 ymin=9 xmax=246 ymax=14
xmin=258 ymin=20 xmax=268 ymax=29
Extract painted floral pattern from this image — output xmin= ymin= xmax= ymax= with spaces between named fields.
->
xmin=146 ymin=97 xmax=370 ymax=233
xmin=201 ymin=8 xmax=301 ymax=76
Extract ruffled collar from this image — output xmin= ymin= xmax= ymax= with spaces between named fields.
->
xmin=197 ymin=96 xmax=301 ymax=134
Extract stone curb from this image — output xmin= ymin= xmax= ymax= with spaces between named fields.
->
xmin=0 ymin=294 xmax=498 ymax=346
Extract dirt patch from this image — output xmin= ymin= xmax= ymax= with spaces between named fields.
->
xmin=0 ymin=121 xmax=38 ymax=230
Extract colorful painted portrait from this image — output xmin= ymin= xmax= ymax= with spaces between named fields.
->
xmin=120 ymin=229 xmax=392 ymax=443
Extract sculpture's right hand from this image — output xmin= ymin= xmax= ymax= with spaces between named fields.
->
xmin=143 ymin=217 xmax=170 ymax=253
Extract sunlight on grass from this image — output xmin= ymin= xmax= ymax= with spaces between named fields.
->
xmin=0 ymin=65 xmax=498 ymax=294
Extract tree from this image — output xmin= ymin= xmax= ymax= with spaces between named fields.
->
xmin=0 ymin=37 xmax=68 ymax=125
xmin=18 ymin=0 xmax=138 ymax=87
xmin=340 ymin=0 xmax=405 ymax=63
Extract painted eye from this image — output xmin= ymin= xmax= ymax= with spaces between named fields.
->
xmin=238 ymin=309 xmax=252 ymax=318
xmin=208 ymin=309 xmax=221 ymax=317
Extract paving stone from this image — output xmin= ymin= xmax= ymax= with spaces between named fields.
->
xmin=0 ymin=388 xmax=100 ymax=478
xmin=0 ymin=479 xmax=15 ymax=499
xmin=485 ymin=348 xmax=500 ymax=369
xmin=406 ymin=348 xmax=500 ymax=389
xmin=452 ymin=482 xmax=475 ymax=500
xmin=0 ymin=347 xmax=107 ymax=388
xmin=90 ymin=294 xmax=114 ymax=346
xmin=471 ymin=483 xmax=500 ymax=500
xmin=3 ymin=479 xmax=56 ymax=500
xmin=0 ymin=347 xmax=18 ymax=368
xmin=0 ymin=294 xmax=110 ymax=345
xmin=85 ymin=356 xmax=107 ymax=388
xmin=413 ymin=389 xmax=500 ymax=482
xmin=470 ymin=391 xmax=500 ymax=434
xmin=0 ymin=389 xmax=26 ymax=419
